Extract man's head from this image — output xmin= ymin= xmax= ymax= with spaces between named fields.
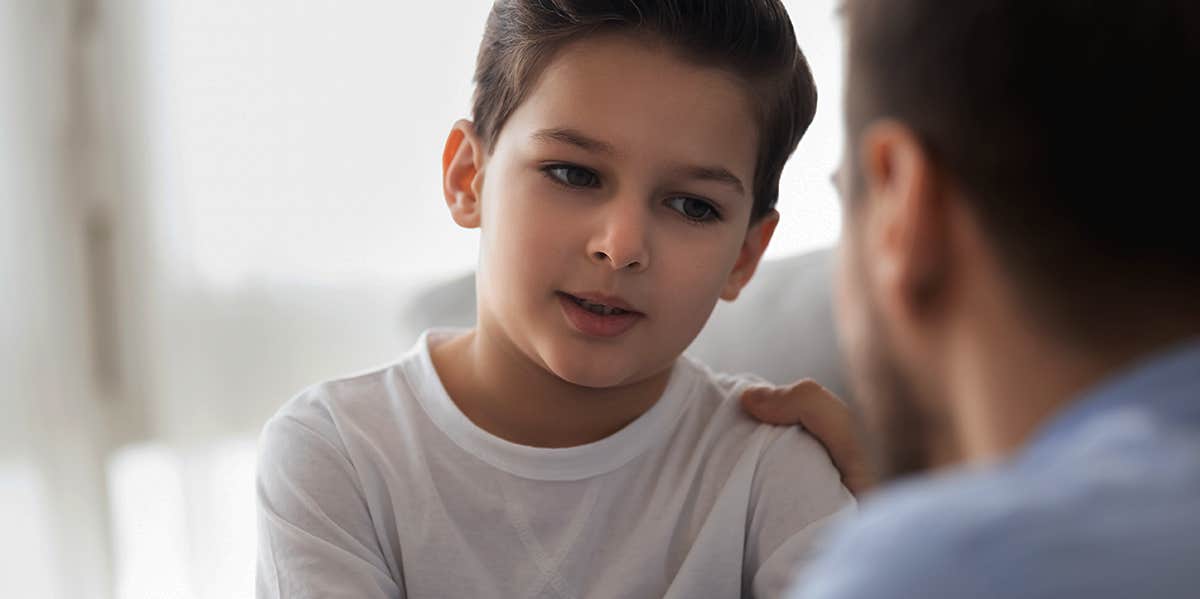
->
xmin=441 ymin=1 xmax=816 ymax=388
xmin=834 ymin=0 xmax=1200 ymax=479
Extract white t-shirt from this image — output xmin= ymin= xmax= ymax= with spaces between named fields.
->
xmin=257 ymin=330 xmax=853 ymax=599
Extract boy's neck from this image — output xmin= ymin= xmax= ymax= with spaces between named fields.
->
xmin=429 ymin=327 xmax=674 ymax=448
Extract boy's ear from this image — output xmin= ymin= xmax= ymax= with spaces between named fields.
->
xmin=720 ymin=209 xmax=780 ymax=301
xmin=442 ymin=119 xmax=487 ymax=229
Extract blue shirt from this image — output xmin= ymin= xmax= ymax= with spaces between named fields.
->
xmin=788 ymin=340 xmax=1200 ymax=598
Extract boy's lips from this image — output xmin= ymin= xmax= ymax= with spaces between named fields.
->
xmin=556 ymin=291 xmax=645 ymax=338
xmin=558 ymin=291 xmax=642 ymax=314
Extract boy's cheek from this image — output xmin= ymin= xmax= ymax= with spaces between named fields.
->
xmin=657 ymin=250 xmax=740 ymax=315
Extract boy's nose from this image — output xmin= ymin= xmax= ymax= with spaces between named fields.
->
xmin=591 ymin=248 xmax=647 ymax=271
xmin=588 ymin=206 xmax=650 ymax=272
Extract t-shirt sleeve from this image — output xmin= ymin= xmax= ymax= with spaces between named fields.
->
xmin=745 ymin=427 xmax=857 ymax=599
xmin=256 ymin=400 xmax=404 ymax=599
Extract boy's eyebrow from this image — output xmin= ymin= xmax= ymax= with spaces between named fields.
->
xmin=531 ymin=128 xmax=617 ymax=155
xmin=677 ymin=165 xmax=746 ymax=196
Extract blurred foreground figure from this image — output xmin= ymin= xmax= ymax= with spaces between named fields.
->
xmin=782 ymin=1 xmax=1200 ymax=597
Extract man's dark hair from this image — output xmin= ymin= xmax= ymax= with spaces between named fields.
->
xmin=843 ymin=0 xmax=1200 ymax=340
xmin=473 ymin=0 xmax=818 ymax=221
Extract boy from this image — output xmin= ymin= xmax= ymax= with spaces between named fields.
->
xmin=256 ymin=1 xmax=852 ymax=597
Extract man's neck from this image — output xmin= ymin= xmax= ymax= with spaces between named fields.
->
xmin=429 ymin=324 xmax=673 ymax=449
xmin=948 ymin=313 xmax=1200 ymax=464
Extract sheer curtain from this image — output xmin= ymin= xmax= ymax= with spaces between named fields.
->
xmin=2 ymin=2 xmax=845 ymax=598
xmin=3 ymin=1 xmax=119 ymax=597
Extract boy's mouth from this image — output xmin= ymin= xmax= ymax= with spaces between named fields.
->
xmin=556 ymin=291 xmax=645 ymax=338
xmin=557 ymin=292 xmax=641 ymax=316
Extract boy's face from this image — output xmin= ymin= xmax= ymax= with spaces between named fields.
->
xmin=444 ymin=34 xmax=777 ymax=389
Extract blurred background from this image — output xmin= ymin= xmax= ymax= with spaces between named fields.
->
xmin=0 ymin=1 xmax=844 ymax=597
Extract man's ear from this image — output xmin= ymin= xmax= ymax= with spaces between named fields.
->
xmin=858 ymin=120 xmax=948 ymax=321
xmin=720 ymin=209 xmax=780 ymax=301
xmin=442 ymin=119 xmax=487 ymax=229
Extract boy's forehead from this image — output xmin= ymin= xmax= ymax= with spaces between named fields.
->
xmin=502 ymin=34 xmax=760 ymax=174
xmin=534 ymin=34 xmax=752 ymax=113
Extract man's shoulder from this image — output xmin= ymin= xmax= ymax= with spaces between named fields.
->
xmin=791 ymin=468 xmax=1043 ymax=598
xmin=841 ymin=467 xmax=1028 ymax=551
xmin=793 ymin=462 xmax=1200 ymax=599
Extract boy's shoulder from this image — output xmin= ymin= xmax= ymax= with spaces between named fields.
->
xmin=264 ymin=346 xmax=420 ymax=444
xmin=674 ymin=354 xmax=790 ymax=437
xmin=672 ymin=355 xmax=840 ymax=471
xmin=673 ymin=355 xmax=855 ymax=593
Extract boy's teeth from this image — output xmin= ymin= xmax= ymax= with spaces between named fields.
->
xmin=573 ymin=296 xmax=628 ymax=316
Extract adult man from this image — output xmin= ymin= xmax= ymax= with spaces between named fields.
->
xmin=749 ymin=1 xmax=1200 ymax=597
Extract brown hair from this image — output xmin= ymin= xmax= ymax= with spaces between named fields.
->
xmin=842 ymin=0 xmax=1200 ymax=339
xmin=472 ymin=0 xmax=817 ymax=221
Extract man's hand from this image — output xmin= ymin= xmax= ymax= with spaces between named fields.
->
xmin=741 ymin=380 xmax=876 ymax=496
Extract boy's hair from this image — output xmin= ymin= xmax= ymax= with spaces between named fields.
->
xmin=472 ymin=0 xmax=817 ymax=222
xmin=841 ymin=0 xmax=1200 ymax=343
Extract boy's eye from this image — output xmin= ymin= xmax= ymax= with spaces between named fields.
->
xmin=543 ymin=164 xmax=600 ymax=188
xmin=666 ymin=197 xmax=720 ymax=222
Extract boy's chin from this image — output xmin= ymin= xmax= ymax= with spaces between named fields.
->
xmin=549 ymin=364 xmax=635 ymax=390
xmin=541 ymin=352 xmax=648 ymax=390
